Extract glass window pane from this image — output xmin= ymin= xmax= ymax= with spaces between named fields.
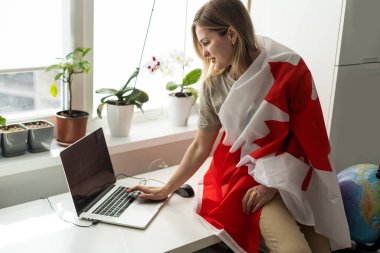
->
xmin=0 ymin=0 xmax=66 ymax=119
xmin=0 ymin=0 xmax=64 ymax=70
xmin=0 ymin=71 xmax=62 ymax=118
xmin=93 ymin=0 xmax=206 ymax=114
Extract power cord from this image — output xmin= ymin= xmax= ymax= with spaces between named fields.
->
xmin=115 ymin=173 xmax=166 ymax=186
xmin=41 ymin=197 xmax=99 ymax=228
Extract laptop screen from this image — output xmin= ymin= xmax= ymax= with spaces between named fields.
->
xmin=60 ymin=128 xmax=116 ymax=215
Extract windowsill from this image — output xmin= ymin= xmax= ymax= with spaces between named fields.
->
xmin=0 ymin=114 xmax=198 ymax=178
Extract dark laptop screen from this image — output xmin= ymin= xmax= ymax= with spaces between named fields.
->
xmin=60 ymin=128 xmax=116 ymax=215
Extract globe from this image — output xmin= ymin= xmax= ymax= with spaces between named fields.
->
xmin=338 ymin=164 xmax=380 ymax=244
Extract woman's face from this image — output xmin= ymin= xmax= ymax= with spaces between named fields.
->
xmin=195 ymin=25 xmax=235 ymax=70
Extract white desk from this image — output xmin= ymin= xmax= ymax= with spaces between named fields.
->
xmin=0 ymin=158 xmax=220 ymax=253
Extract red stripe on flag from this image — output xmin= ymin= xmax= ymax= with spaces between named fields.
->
xmin=198 ymin=135 xmax=261 ymax=253
xmin=301 ymin=166 xmax=313 ymax=191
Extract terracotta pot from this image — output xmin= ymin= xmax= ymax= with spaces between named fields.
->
xmin=56 ymin=110 xmax=89 ymax=146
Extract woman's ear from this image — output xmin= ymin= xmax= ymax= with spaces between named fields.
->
xmin=228 ymin=26 xmax=238 ymax=45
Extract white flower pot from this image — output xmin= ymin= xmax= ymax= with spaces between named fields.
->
xmin=107 ymin=104 xmax=134 ymax=137
xmin=167 ymin=95 xmax=192 ymax=126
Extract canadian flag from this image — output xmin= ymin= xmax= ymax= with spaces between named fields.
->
xmin=196 ymin=36 xmax=351 ymax=253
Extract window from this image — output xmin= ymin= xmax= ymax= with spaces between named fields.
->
xmin=0 ymin=0 xmax=67 ymax=119
xmin=0 ymin=71 xmax=60 ymax=118
xmin=0 ymin=0 xmax=251 ymax=121
xmin=93 ymin=0 xmax=207 ymax=115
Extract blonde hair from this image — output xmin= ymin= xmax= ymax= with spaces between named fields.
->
xmin=192 ymin=0 xmax=259 ymax=85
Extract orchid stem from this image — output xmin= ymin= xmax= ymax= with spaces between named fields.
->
xmin=134 ymin=0 xmax=156 ymax=89
xmin=182 ymin=0 xmax=188 ymax=79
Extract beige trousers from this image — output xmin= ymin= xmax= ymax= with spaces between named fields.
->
xmin=259 ymin=194 xmax=331 ymax=253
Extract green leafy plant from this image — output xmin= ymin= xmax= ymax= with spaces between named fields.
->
xmin=45 ymin=47 xmax=91 ymax=117
xmin=166 ymin=68 xmax=201 ymax=102
xmin=95 ymin=68 xmax=149 ymax=118
xmin=96 ymin=0 xmax=155 ymax=120
xmin=0 ymin=116 xmax=6 ymax=126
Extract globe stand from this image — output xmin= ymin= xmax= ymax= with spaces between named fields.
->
xmin=332 ymin=237 xmax=380 ymax=253
xmin=355 ymin=237 xmax=380 ymax=253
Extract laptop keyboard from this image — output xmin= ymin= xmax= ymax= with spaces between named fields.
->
xmin=92 ymin=186 xmax=140 ymax=217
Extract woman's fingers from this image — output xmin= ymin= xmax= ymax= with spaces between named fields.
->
xmin=242 ymin=187 xmax=259 ymax=214
xmin=251 ymin=198 xmax=265 ymax=214
xmin=127 ymin=185 xmax=148 ymax=193
xmin=127 ymin=185 xmax=169 ymax=201
xmin=242 ymin=185 xmax=278 ymax=214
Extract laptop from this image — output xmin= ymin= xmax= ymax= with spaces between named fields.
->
xmin=60 ymin=127 xmax=166 ymax=229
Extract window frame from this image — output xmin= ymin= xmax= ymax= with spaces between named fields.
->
xmin=2 ymin=0 xmax=251 ymax=124
xmin=0 ymin=0 xmax=93 ymax=123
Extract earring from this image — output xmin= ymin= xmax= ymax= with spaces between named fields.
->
xmin=232 ymin=40 xmax=235 ymax=46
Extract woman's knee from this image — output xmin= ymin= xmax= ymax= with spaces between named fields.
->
xmin=278 ymin=244 xmax=312 ymax=253
xmin=260 ymin=236 xmax=312 ymax=253
xmin=260 ymin=195 xmax=312 ymax=253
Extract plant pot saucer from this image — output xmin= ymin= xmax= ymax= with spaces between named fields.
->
xmin=56 ymin=139 xmax=72 ymax=147
xmin=2 ymin=150 xmax=27 ymax=158
xmin=28 ymin=147 xmax=51 ymax=153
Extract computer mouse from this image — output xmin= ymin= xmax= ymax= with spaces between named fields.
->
xmin=174 ymin=184 xmax=195 ymax=198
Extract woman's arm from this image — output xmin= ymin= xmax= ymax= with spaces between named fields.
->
xmin=128 ymin=128 xmax=220 ymax=200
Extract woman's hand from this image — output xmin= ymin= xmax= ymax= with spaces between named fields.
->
xmin=242 ymin=185 xmax=278 ymax=214
xmin=126 ymin=129 xmax=219 ymax=202
xmin=127 ymin=185 xmax=170 ymax=201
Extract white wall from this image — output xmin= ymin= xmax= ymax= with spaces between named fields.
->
xmin=251 ymin=0 xmax=380 ymax=173
xmin=251 ymin=0 xmax=343 ymax=126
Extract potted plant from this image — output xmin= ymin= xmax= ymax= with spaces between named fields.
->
xmin=0 ymin=123 xmax=28 ymax=157
xmin=96 ymin=68 xmax=149 ymax=137
xmin=21 ymin=120 xmax=54 ymax=153
xmin=95 ymin=0 xmax=155 ymax=137
xmin=46 ymin=47 xmax=91 ymax=146
xmin=0 ymin=116 xmax=5 ymax=126
xmin=0 ymin=116 xmax=5 ymax=156
xmin=166 ymin=68 xmax=201 ymax=126
xmin=147 ymin=53 xmax=202 ymax=126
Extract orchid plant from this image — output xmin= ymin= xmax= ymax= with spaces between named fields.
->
xmin=146 ymin=51 xmax=201 ymax=103
xmin=96 ymin=0 xmax=157 ymax=119
xmin=95 ymin=68 xmax=149 ymax=118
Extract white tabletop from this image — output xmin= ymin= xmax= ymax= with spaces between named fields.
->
xmin=0 ymin=158 xmax=220 ymax=253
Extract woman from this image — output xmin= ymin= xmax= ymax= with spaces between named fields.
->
xmin=129 ymin=0 xmax=351 ymax=252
